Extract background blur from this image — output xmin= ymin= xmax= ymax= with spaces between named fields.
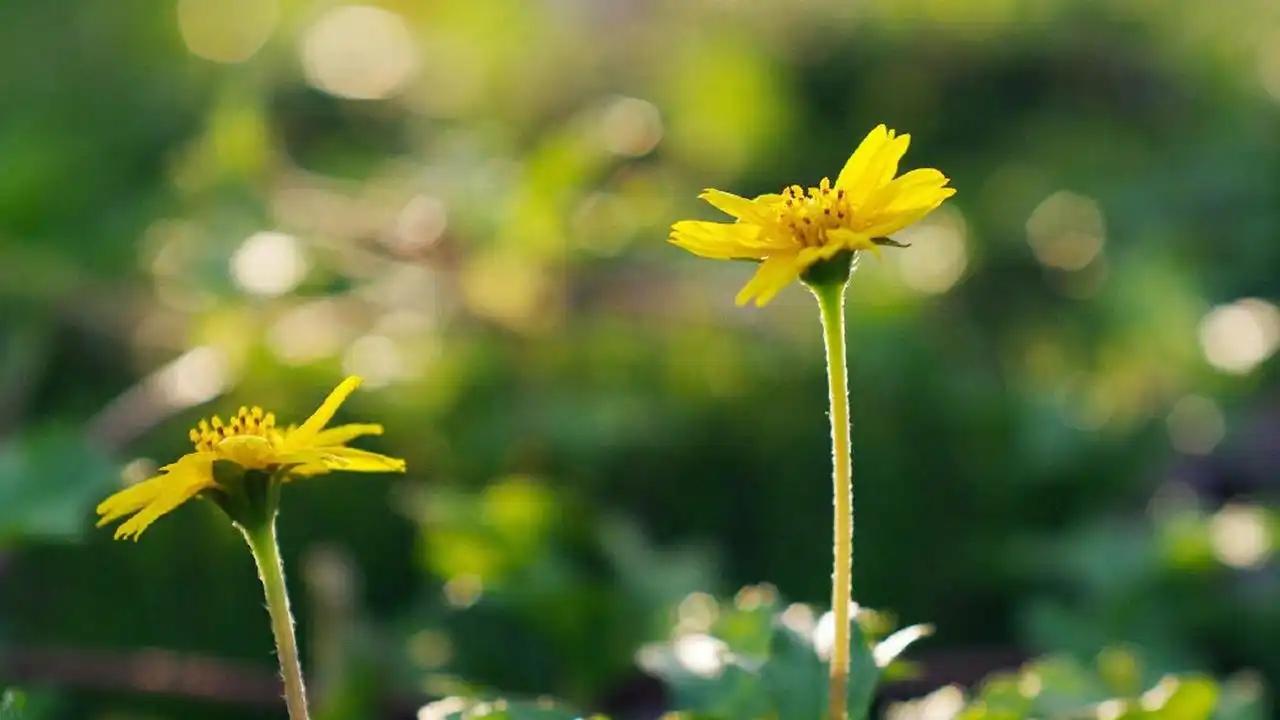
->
xmin=1 ymin=0 xmax=1277 ymax=718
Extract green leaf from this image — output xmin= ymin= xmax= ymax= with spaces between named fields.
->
xmin=845 ymin=618 xmax=880 ymax=720
xmin=0 ymin=690 xmax=24 ymax=720
xmin=1153 ymin=676 xmax=1217 ymax=720
xmin=0 ymin=689 xmax=57 ymax=720
xmin=761 ymin=625 xmax=825 ymax=720
xmin=0 ymin=425 xmax=117 ymax=543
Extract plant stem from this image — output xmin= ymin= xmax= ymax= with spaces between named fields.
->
xmin=814 ymin=278 xmax=853 ymax=720
xmin=244 ymin=518 xmax=311 ymax=720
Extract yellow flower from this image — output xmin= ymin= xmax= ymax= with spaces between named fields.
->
xmin=97 ymin=376 xmax=405 ymax=540
xmin=669 ymin=124 xmax=955 ymax=306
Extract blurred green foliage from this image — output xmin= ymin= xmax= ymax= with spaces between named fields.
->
xmin=638 ymin=588 xmax=928 ymax=720
xmin=426 ymin=594 xmax=1266 ymax=720
xmin=949 ymin=647 xmax=1267 ymax=720
xmin=0 ymin=0 xmax=1276 ymax=718
xmin=0 ymin=428 xmax=115 ymax=544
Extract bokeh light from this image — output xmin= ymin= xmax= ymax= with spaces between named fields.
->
xmin=341 ymin=334 xmax=406 ymax=389
xmin=885 ymin=684 xmax=966 ymax=720
xmin=389 ymin=195 xmax=449 ymax=255
xmin=1198 ymin=298 xmax=1280 ymax=374
xmin=1025 ymin=191 xmax=1106 ymax=271
xmin=154 ymin=346 xmax=230 ymax=408
xmin=598 ymin=96 xmax=664 ymax=158
xmin=301 ymin=5 xmax=418 ymax=101
xmin=6 ymin=1 xmax=1280 ymax=715
xmin=1209 ymin=504 xmax=1272 ymax=569
xmin=1165 ymin=394 xmax=1226 ymax=455
xmin=230 ymin=231 xmax=309 ymax=297
xmin=894 ymin=207 xmax=969 ymax=294
xmin=267 ymin=299 xmax=353 ymax=365
xmin=177 ymin=0 xmax=278 ymax=64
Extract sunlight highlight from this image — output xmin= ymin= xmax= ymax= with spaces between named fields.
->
xmin=231 ymin=231 xmax=309 ymax=297
xmin=813 ymin=603 xmax=860 ymax=661
xmin=1198 ymin=298 xmax=1280 ymax=375
xmin=342 ymin=334 xmax=406 ymax=389
xmin=672 ymin=634 xmax=729 ymax=679
xmin=154 ymin=346 xmax=230 ymax=408
xmin=390 ymin=195 xmax=448 ymax=254
xmin=443 ymin=574 xmax=483 ymax=609
xmin=301 ymin=5 xmax=418 ymax=100
xmin=177 ymin=0 xmax=277 ymax=64
xmin=885 ymin=684 xmax=965 ymax=720
xmin=1026 ymin=191 xmax=1105 ymax=271
xmin=268 ymin=300 xmax=352 ymax=366
xmin=894 ymin=207 xmax=969 ymax=294
xmin=1209 ymin=504 xmax=1272 ymax=569
xmin=599 ymin=96 xmax=664 ymax=157
xmin=676 ymin=592 xmax=719 ymax=635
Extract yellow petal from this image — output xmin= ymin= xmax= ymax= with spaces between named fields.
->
xmin=291 ymin=376 xmax=363 ymax=444
xmin=286 ymin=463 xmax=329 ymax=478
xmin=699 ymin=189 xmax=775 ymax=225
xmin=835 ymin=124 xmax=889 ymax=191
xmin=860 ymin=203 xmax=954 ymax=240
xmin=288 ymin=446 xmax=407 ymax=474
xmin=858 ymin=188 xmax=956 ymax=239
xmin=312 ymin=423 xmax=384 ymax=447
xmin=669 ymin=220 xmax=792 ymax=260
xmin=110 ymin=454 xmax=215 ymax=541
xmin=858 ymin=136 xmax=911 ymax=205
xmin=735 ymin=255 xmax=802 ymax=307
xmin=862 ymin=168 xmax=953 ymax=217
xmin=96 ymin=474 xmax=170 ymax=526
xmin=96 ymin=452 xmax=213 ymax=526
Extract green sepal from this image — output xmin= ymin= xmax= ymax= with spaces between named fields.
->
xmin=800 ymin=249 xmax=855 ymax=290
xmin=207 ymin=463 xmax=281 ymax=534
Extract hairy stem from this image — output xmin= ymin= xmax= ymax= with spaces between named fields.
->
xmin=814 ymin=278 xmax=853 ymax=720
xmin=244 ymin=518 xmax=311 ymax=720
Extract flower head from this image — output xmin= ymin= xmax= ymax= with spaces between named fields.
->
xmin=670 ymin=125 xmax=955 ymax=306
xmin=97 ymin=376 xmax=405 ymax=540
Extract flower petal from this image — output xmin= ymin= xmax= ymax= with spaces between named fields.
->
xmin=96 ymin=452 xmax=214 ymax=526
xmin=857 ymin=171 xmax=956 ymax=238
xmin=291 ymin=376 xmax=363 ymax=445
xmin=862 ymin=168 xmax=954 ymax=217
xmin=96 ymin=475 xmax=170 ymax=527
xmin=735 ymin=255 xmax=802 ymax=307
xmin=858 ymin=136 xmax=911 ymax=204
xmin=835 ymin=124 xmax=889 ymax=191
xmin=860 ymin=202 xmax=954 ymax=240
xmin=287 ymin=446 xmax=407 ymax=475
xmin=109 ymin=454 xmax=215 ymax=541
xmin=699 ymin=189 xmax=775 ymax=225
xmin=836 ymin=126 xmax=911 ymax=202
xmin=670 ymin=220 xmax=791 ymax=260
xmin=312 ymin=423 xmax=384 ymax=447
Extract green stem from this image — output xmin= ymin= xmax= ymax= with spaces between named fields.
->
xmin=243 ymin=517 xmax=311 ymax=720
xmin=813 ymin=277 xmax=853 ymax=720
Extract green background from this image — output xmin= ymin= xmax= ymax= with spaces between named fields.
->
xmin=0 ymin=0 xmax=1276 ymax=717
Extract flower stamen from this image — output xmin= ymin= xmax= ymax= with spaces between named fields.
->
xmin=771 ymin=177 xmax=856 ymax=248
xmin=189 ymin=405 xmax=278 ymax=451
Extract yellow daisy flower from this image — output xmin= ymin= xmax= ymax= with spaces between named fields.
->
xmin=669 ymin=124 xmax=955 ymax=306
xmin=97 ymin=376 xmax=406 ymax=540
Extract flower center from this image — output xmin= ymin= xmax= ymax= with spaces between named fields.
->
xmin=776 ymin=177 xmax=854 ymax=247
xmin=189 ymin=406 xmax=278 ymax=451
